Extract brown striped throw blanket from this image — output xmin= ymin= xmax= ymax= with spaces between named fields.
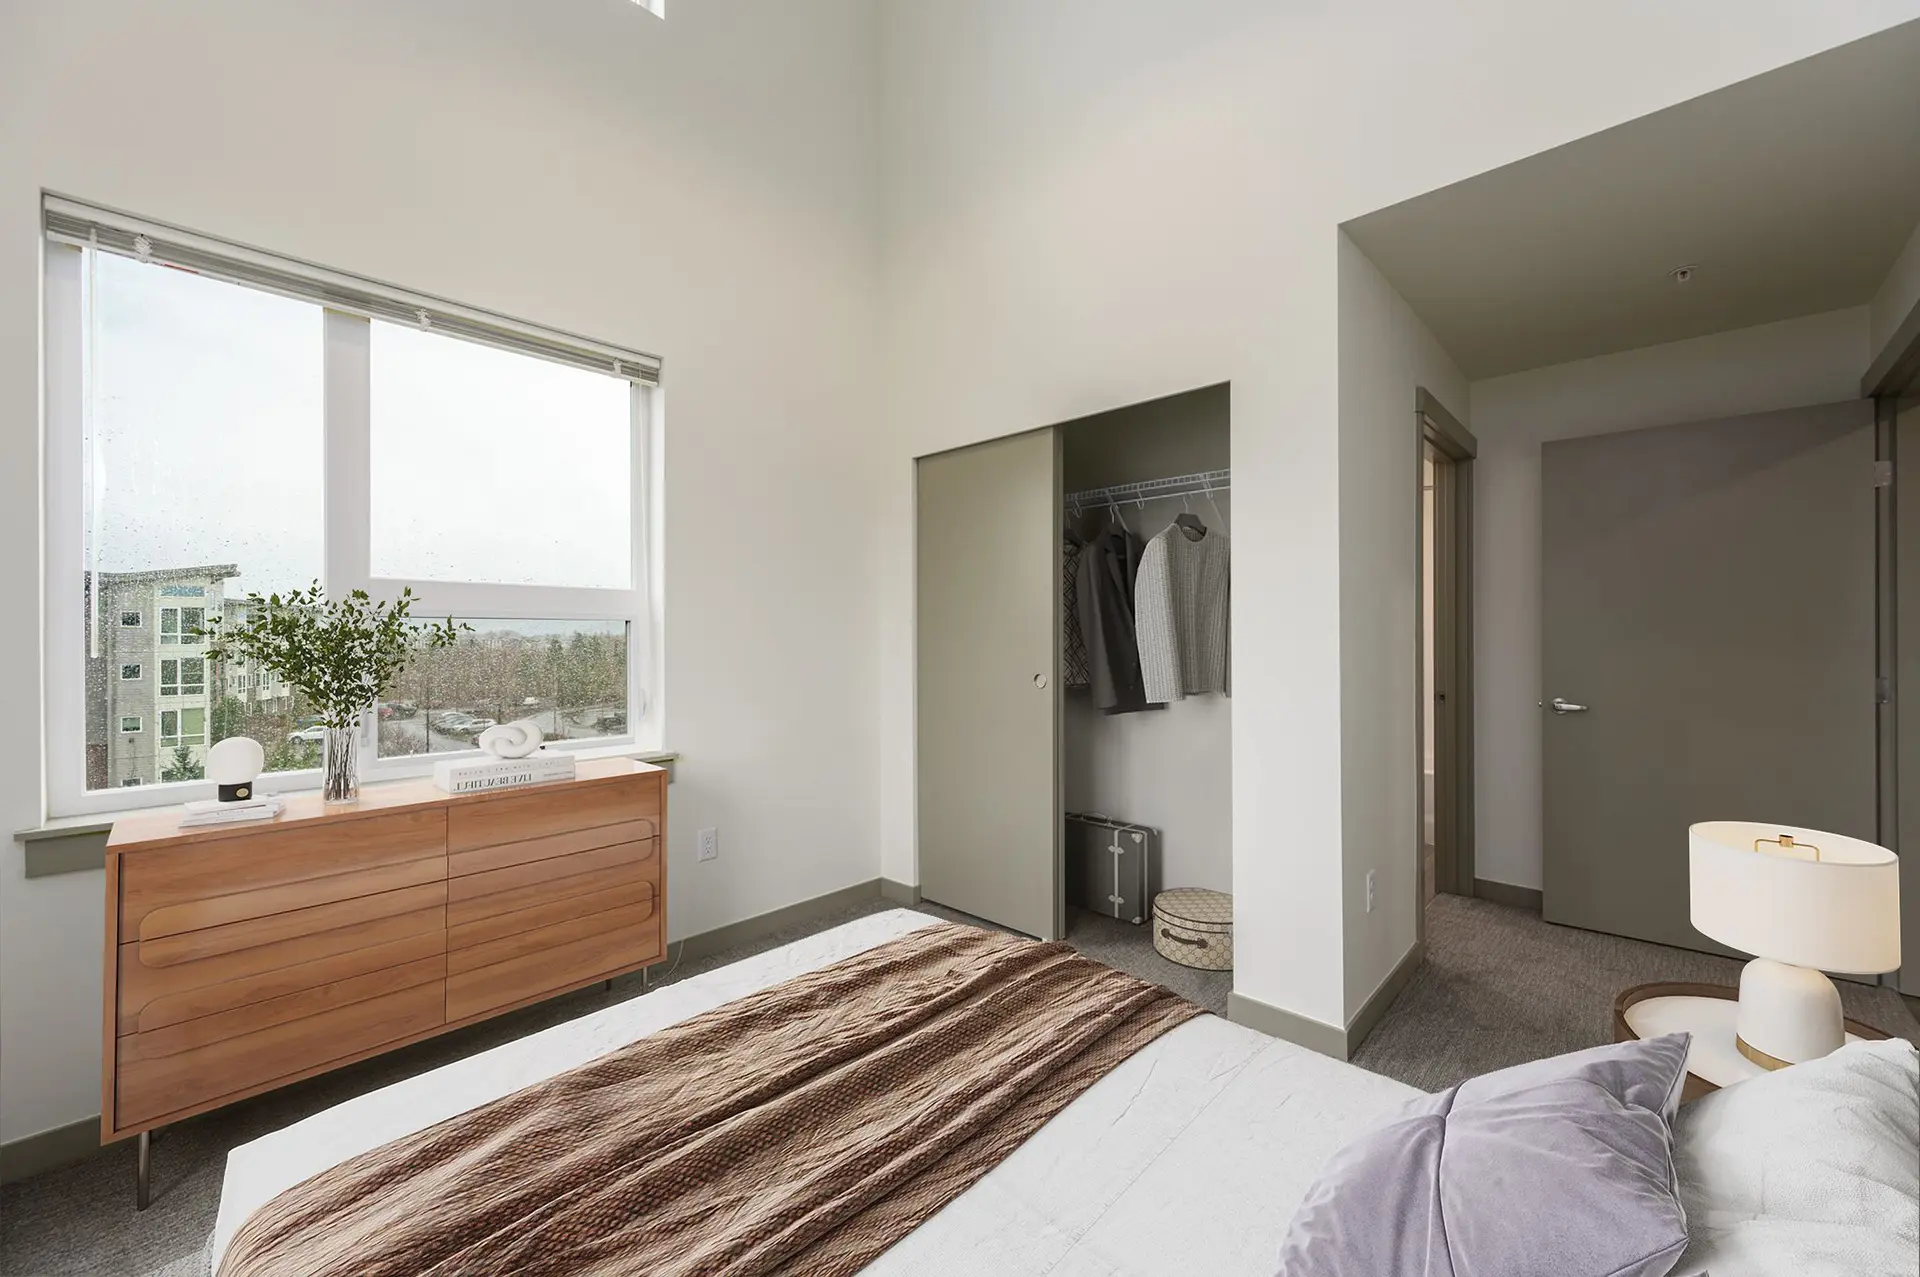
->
xmin=218 ymin=922 xmax=1202 ymax=1277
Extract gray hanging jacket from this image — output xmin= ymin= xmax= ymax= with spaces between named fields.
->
xmin=1075 ymin=526 xmax=1157 ymax=713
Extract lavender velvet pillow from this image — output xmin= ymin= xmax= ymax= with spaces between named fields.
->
xmin=1277 ymin=1034 xmax=1693 ymax=1277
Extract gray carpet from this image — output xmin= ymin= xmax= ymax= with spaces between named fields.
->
xmin=2 ymin=895 xmax=1912 ymax=1276
xmin=1353 ymin=895 xmax=1919 ymax=1090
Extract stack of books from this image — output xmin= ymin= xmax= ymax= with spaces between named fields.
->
xmin=433 ymin=751 xmax=576 ymax=795
xmin=179 ymin=796 xmax=287 ymax=828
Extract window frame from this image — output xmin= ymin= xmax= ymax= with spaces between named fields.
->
xmin=331 ymin=313 xmax=658 ymax=780
xmin=119 ymin=716 xmax=141 ymax=734
xmin=43 ymin=222 xmax=663 ymax=818
xmin=119 ymin=663 xmax=142 ymax=682
xmin=119 ymin=610 xmax=141 ymax=628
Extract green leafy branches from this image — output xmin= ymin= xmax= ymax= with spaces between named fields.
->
xmin=200 ymin=584 xmax=468 ymax=731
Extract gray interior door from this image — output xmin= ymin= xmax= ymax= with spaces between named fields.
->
xmin=1542 ymin=400 xmax=1876 ymax=954
xmin=916 ymin=429 xmax=1062 ymax=940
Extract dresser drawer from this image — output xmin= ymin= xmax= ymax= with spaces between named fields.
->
xmin=445 ymin=841 xmax=656 ymax=930
xmin=446 ymin=912 xmax=661 ymax=1023
xmin=120 ymin=954 xmax=445 ymax=1064
xmin=119 ymin=809 xmax=445 ymax=928
xmin=447 ymin=776 xmax=660 ymax=853
xmin=447 ymin=891 xmax=655 ymax=976
xmin=447 ymin=876 xmax=654 ymax=952
xmin=448 ymin=839 xmax=654 ymax=905
xmin=118 ymin=922 xmax=445 ymax=1036
xmin=448 ymin=818 xmax=657 ymax=879
xmin=137 ymin=856 xmax=446 ymax=943
xmin=134 ymin=881 xmax=448 ymax=969
xmin=115 ymin=980 xmax=444 ymax=1130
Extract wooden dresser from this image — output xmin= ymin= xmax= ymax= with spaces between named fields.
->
xmin=103 ymin=758 xmax=665 ymax=1203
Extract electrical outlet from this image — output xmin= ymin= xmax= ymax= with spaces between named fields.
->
xmin=697 ymin=827 xmax=719 ymax=862
xmin=1365 ymin=869 xmax=1376 ymax=913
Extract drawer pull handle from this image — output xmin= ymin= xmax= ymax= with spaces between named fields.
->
xmin=1159 ymin=928 xmax=1208 ymax=949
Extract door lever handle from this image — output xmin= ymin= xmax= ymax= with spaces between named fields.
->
xmin=1549 ymin=697 xmax=1589 ymax=715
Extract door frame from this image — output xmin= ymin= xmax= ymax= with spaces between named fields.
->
xmin=1416 ymin=388 xmax=1478 ymax=917
xmin=1870 ymin=287 xmax=1920 ymax=996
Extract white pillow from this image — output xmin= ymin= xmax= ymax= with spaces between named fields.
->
xmin=1669 ymin=1037 xmax=1919 ymax=1277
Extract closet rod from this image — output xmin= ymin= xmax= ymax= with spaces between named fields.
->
xmin=1065 ymin=467 xmax=1230 ymax=507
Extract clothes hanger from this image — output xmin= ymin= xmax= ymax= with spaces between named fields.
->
xmin=1106 ymin=495 xmax=1129 ymax=536
xmin=1173 ymin=491 xmax=1208 ymax=539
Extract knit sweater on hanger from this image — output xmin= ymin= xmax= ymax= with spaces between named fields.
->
xmin=1135 ymin=522 xmax=1229 ymax=702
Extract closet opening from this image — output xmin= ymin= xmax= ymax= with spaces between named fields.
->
xmin=1060 ymin=383 xmax=1233 ymax=1007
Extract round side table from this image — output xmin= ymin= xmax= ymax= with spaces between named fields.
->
xmin=1613 ymin=981 xmax=1889 ymax=1101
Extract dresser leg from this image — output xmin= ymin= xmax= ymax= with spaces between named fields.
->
xmin=642 ymin=965 xmax=650 ymax=993
xmin=136 ymin=1130 xmax=151 ymax=1211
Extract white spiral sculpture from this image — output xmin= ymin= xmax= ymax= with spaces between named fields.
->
xmin=478 ymin=719 xmax=544 ymax=760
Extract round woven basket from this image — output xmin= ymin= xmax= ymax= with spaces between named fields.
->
xmin=1152 ymin=888 xmax=1233 ymax=971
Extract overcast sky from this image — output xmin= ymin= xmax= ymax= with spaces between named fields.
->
xmin=91 ymin=251 xmax=632 ymax=602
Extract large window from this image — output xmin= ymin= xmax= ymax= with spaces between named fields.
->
xmin=44 ymin=198 xmax=660 ymax=815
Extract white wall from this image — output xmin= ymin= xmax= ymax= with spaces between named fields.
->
xmin=1469 ymin=307 xmax=1872 ymax=891
xmin=0 ymin=0 xmax=884 ymax=1145
xmin=1064 ymin=695 xmax=1233 ymax=893
xmin=1871 ymin=217 xmax=1920 ymax=370
xmin=1337 ymin=234 xmax=1468 ymax=1014
xmin=876 ymin=1 xmax=1919 ymax=1037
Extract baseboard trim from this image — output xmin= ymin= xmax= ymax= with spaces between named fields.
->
xmin=0 ymin=1116 xmax=104 ymax=1187
xmin=879 ymin=878 xmax=921 ymax=905
xmin=1228 ymin=941 xmax=1428 ymax=1063
xmin=1474 ymin=878 xmax=1543 ymax=913
xmin=673 ymin=878 xmax=891 ymax=966
xmin=1227 ymin=992 xmax=1349 ymax=1059
xmin=1344 ymin=940 xmax=1424 ymax=1057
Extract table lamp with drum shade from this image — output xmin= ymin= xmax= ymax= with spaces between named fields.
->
xmin=1689 ymin=821 xmax=1901 ymax=1069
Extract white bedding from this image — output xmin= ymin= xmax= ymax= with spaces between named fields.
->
xmin=211 ymin=909 xmax=1417 ymax=1275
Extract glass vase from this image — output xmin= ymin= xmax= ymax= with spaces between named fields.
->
xmin=322 ymin=722 xmax=361 ymax=803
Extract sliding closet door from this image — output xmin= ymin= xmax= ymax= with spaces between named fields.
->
xmin=916 ymin=429 xmax=1062 ymax=941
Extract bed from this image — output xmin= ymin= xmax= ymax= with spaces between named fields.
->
xmin=212 ymin=907 xmax=1918 ymax=1276
xmin=210 ymin=909 xmax=1418 ymax=1275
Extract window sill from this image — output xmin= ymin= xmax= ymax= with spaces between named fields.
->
xmin=14 ymin=747 xmax=679 ymax=878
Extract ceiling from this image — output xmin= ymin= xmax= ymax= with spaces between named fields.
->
xmin=1343 ymin=20 xmax=1920 ymax=380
